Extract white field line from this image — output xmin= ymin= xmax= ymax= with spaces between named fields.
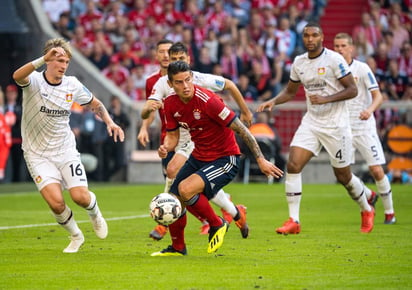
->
xmin=0 ymin=214 xmax=149 ymax=230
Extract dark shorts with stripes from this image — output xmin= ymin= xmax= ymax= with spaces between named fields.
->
xmin=170 ymin=155 xmax=240 ymax=200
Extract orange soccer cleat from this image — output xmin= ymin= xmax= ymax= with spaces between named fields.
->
xmin=276 ymin=217 xmax=301 ymax=235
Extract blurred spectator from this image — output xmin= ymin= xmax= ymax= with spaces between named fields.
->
xmin=165 ymin=21 xmax=184 ymax=43
xmin=386 ymin=59 xmax=409 ymax=100
xmin=71 ymin=25 xmax=94 ymax=57
xmin=398 ymin=41 xmax=412 ymax=79
xmin=0 ymin=87 xmax=11 ymax=182
xmin=129 ymin=64 xmax=147 ymax=101
xmin=353 ymin=29 xmax=375 ymax=62
xmin=228 ymin=0 xmax=250 ymax=27
xmin=373 ymin=41 xmax=390 ymax=78
xmin=248 ymin=61 xmax=273 ymax=101
xmin=105 ymin=96 xmax=130 ymax=180
xmin=383 ymin=31 xmax=401 ymax=59
xmin=123 ymin=26 xmax=146 ymax=60
xmin=54 ymin=12 xmax=74 ymax=40
xmin=258 ymin=22 xmax=279 ymax=65
xmin=88 ymin=41 xmax=111 ymax=70
xmin=113 ymin=42 xmax=140 ymax=70
xmin=250 ymin=44 xmax=272 ymax=77
xmin=388 ymin=13 xmax=410 ymax=53
xmin=102 ymin=55 xmax=130 ymax=89
xmin=247 ymin=9 xmax=264 ymax=43
xmin=77 ymin=0 xmax=103 ymax=34
xmin=193 ymin=46 xmax=215 ymax=74
xmin=352 ymin=12 xmax=382 ymax=49
xmin=4 ymin=84 xmax=25 ymax=182
xmin=237 ymin=73 xmax=259 ymax=103
xmin=220 ymin=42 xmax=243 ymax=82
xmin=127 ymin=0 xmax=149 ymax=33
xmin=274 ymin=16 xmax=297 ymax=58
xmin=42 ymin=0 xmax=71 ymax=28
xmin=203 ymin=29 xmax=220 ymax=64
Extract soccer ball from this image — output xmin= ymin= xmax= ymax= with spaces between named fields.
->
xmin=149 ymin=193 xmax=182 ymax=226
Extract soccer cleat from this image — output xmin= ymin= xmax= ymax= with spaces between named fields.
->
xmin=149 ymin=224 xmax=168 ymax=241
xmin=63 ymin=232 xmax=85 ymax=253
xmin=151 ymin=245 xmax=187 ymax=257
xmin=360 ymin=207 xmax=375 ymax=233
xmin=367 ymin=191 xmax=378 ymax=208
xmin=207 ymin=218 xmax=228 ymax=253
xmin=384 ymin=213 xmax=396 ymax=224
xmin=234 ymin=205 xmax=249 ymax=238
xmin=276 ymin=218 xmax=301 ymax=235
xmin=200 ymin=223 xmax=210 ymax=235
xmin=90 ymin=214 xmax=108 ymax=239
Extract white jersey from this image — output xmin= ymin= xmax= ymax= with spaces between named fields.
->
xmin=149 ymin=71 xmax=226 ymax=145
xmin=290 ymin=48 xmax=351 ymax=128
xmin=21 ymin=71 xmax=93 ymax=157
xmin=148 ymin=71 xmax=226 ymax=102
xmin=348 ymin=59 xmax=379 ymax=134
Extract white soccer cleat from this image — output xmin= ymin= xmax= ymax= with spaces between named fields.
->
xmin=90 ymin=214 xmax=108 ymax=239
xmin=63 ymin=232 xmax=85 ymax=253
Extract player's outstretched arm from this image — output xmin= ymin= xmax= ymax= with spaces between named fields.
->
xmin=138 ymin=112 xmax=155 ymax=147
xmin=141 ymin=100 xmax=162 ymax=119
xmin=224 ymin=78 xmax=253 ymax=127
xmin=256 ymin=80 xmax=299 ymax=112
xmin=86 ymin=96 xmax=125 ymax=142
xmin=230 ymin=118 xmax=283 ymax=179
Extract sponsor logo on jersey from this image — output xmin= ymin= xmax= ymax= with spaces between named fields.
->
xmin=66 ymin=94 xmax=73 ymax=102
xmin=317 ymin=67 xmax=326 ymax=75
xmin=193 ymin=109 xmax=201 ymax=120
xmin=218 ymin=107 xmax=230 ymax=120
xmin=215 ymin=80 xmax=224 ymax=88
xmin=40 ymin=106 xmax=70 ymax=117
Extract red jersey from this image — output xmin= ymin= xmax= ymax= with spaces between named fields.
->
xmin=0 ymin=113 xmax=11 ymax=174
xmin=146 ymin=71 xmax=167 ymax=142
xmin=164 ymin=85 xmax=240 ymax=161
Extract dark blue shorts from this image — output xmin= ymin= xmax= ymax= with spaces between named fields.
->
xmin=170 ymin=155 xmax=240 ymax=200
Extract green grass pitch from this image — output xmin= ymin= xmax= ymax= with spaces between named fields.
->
xmin=0 ymin=182 xmax=411 ymax=289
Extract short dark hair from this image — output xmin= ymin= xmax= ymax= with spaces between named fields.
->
xmin=304 ymin=22 xmax=323 ymax=33
xmin=169 ymin=42 xmax=188 ymax=55
xmin=167 ymin=61 xmax=191 ymax=81
xmin=157 ymin=39 xmax=174 ymax=48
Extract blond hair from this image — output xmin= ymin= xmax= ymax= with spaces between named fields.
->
xmin=334 ymin=33 xmax=353 ymax=45
xmin=43 ymin=38 xmax=72 ymax=58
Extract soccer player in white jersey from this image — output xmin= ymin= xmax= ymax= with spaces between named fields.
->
xmin=257 ymin=23 xmax=376 ymax=234
xmin=141 ymin=42 xmax=253 ymax=240
xmin=334 ymin=33 xmax=396 ymax=224
xmin=12 ymin=38 xmax=125 ymax=253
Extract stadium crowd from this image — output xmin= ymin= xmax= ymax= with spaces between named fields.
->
xmin=0 ymin=0 xmax=411 ymax=183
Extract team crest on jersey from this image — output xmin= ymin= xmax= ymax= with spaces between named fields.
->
xmin=66 ymin=93 xmax=73 ymax=102
xmin=193 ymin=109 xmax=201 ymax=120
xmin=35 ymin=175 xmax=42 ymax=184
xmin=317 ymin=67 xmax=326 ymax=75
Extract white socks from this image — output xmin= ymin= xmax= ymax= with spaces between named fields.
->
xmin=344 ymin=174 xmax=371 ymax=212
xmin=210 ymin=189 xmax=237 ymax=218
xmin=376 ymin=176 xmax=394 ymax=214
xmin=53 ymin=205 xmax=81 ymax=236
xmin=164 ymin=177 xmax=174 ymax=193
xmin=285 ymin=173 xmax=302 ymax=222
xmin=86 ymin=191 xmax=100 ymax=217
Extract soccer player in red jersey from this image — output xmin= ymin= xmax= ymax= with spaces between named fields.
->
xmin=151 ymin=61 xmax=283 ymax=256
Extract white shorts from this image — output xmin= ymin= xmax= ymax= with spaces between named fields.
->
xmin=175 ymin=139 xmax=194 ymax=159
xmin=24 ymin=149 xmax=88 ymax=191
xmin=290 ymin=121 xmax=353 ymax=168
xmin=175 ymin=128 xmax=194 ymax=159
xmin=352 ymin=130 xmax=386 ymax=166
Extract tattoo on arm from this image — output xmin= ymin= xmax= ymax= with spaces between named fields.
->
xmin=231 ymin=118 xmax=263 ymax=159
xmin=91 ymin=100 xmax=109 ymax=120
